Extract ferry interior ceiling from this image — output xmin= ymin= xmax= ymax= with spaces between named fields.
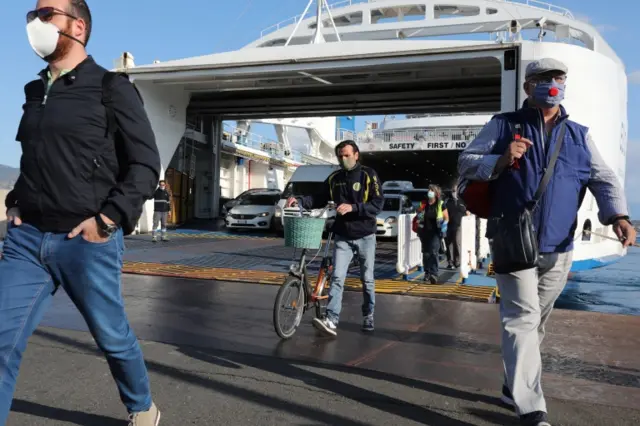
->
xmin=185 ymin=54 xmax=504 ymax=191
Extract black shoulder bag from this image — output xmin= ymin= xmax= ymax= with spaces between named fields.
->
xmin=491 ymin=122 xmax=567 ymax=274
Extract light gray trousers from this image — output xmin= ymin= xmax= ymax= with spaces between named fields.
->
xmin=495 ymin=251 xmax=573 ymax=415
xmin=152 ymin=212 xmax=168 ymax=237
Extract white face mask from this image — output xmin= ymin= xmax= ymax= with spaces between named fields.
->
xmin=26 ymin=18 xmax=60 ymax=59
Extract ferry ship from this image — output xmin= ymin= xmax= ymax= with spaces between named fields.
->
xmin=114 ymin=0 xmax=628 ymax=272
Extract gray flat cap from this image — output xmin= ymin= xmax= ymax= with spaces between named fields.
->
xmin=525 ymin=58 xmax=568 ymax=79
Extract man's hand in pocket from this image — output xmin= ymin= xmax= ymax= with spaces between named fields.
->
xmin=7 ymin=207 xmax=21 ymax=226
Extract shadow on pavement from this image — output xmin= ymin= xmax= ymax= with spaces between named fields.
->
xmin=10 ymin=400 xmax=122 ymax=426
xmin=32 ymin=328 xmax=483 ymax=426
xmin=179 ymin=345 xmax=502 ymax=424
xmin=464 ymin=408 xmax=519 ymax=426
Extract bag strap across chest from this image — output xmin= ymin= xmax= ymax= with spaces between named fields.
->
xmin=528 ymin=121 xmax=567 ymax=210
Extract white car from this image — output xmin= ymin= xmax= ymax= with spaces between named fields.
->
xmin=382 ymin=180 xmax=414 ymax=195
xmin=225 ymin=191 xmax=282 ymax=230
xmin=222 ymin=188 xmax=279 ymax=217
xmin=376 ymin=194 xmax=415 ymax=238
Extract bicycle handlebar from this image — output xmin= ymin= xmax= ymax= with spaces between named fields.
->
xmin=284 ymin=200 xmax=335 ymax=218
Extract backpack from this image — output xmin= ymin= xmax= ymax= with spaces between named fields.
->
xmin=101 ymin=71 xmax=146 ymax=235
xmin=459 ymin=116 xmax=522 ymax=219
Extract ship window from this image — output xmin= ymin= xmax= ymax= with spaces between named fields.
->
xmin=309 ymin=11 xmax=363 ymax=29
xmin=434 ymin=5 xmax=480 ymax=18
xmin=259 ymin=38 xmax=287 ymax=47
xmin=486 ymin=8 xmax=498 ymax=15
xmin=371 ymin=5 xmax=427 ymax=24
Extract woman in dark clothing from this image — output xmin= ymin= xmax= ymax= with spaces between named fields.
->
xmin=416 ymin=184 xmax=449 ymax=284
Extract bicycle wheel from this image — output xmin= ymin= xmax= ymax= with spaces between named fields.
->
xmin=273 ymin=276 xmax=306 ymax=339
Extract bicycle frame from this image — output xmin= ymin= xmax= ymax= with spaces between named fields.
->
xmin=283 ymin=201 xmax=336 ymax=311
xmin=288 ymin=231 xmax=334 ymax=311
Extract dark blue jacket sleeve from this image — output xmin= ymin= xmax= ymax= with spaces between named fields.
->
xmin=297 ymin=185 xmax=330 ymax=210
xmin=354 ymin=168 xmax=383 ymax=218
xmin=295 ymin=176 xmax=332 ymax=210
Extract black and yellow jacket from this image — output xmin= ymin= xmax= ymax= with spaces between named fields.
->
xmin=299 ymin=164 xmax=383 ymax=240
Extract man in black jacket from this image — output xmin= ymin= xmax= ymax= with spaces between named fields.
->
xmin=287 ymin=140 xmax=384 ymax=336
xmin=443 ymin=189 xmax=469 ymax=269
xmin=152 ymin=180 xmax=171 ymax=242
xmin=1 ymin=1 xmax=161 ymax=424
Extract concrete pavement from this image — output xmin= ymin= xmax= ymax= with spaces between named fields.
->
xmin=8 ymin=275 xmax=640 ymax=425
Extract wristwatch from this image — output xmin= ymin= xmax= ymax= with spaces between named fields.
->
xmin=95 ymin=214 xmax=118 ymax=236
xmin=611 ymin=215 xmax=632 ymax=227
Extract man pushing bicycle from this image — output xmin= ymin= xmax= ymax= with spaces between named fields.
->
xmin=287 ymin=140 xmax=384 ymax=336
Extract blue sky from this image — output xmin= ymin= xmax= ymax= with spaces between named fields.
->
xmin=2 ymin=0 xmax=639 ymax=211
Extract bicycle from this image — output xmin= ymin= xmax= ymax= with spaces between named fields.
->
xmin=273 ymin=201 xmax=336 ymax=339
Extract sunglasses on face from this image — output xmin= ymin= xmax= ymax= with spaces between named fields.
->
xmin=26 ymin=6 xmax=76 ymax=23
xmin=529 ymin=74 xmax=567 ymax=84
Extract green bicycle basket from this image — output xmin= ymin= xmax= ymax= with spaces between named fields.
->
xmin=283 ymin=215 xmax=326 ymax=249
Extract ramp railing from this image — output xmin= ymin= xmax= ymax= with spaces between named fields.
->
xmin=459 ymin=215 xmax=478 ymax=282
xmin=396 ymin=214 xmax=423 ymax=279
xmin=395 ymin=212 xmax=491 ymax=282
xmin=477 ymin=217 xmax=490 ymax=262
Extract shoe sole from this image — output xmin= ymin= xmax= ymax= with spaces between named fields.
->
xmin=155 ymin=410 xmax=161 ymax=426
xmin=362 ymin=327 xmax=374 ymax=332
xmin=312 ymin=318 xmax=337 ymax=337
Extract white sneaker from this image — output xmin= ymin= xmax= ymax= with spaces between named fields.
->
xmin=312 ymin=317 xmax=337 ymax=337
xmin=128 ymin=402 xmax=161 ymax=426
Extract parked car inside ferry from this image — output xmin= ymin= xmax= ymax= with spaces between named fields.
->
xmin=225 ymin=190 xmax=282 ymax=231
xmin=221 ymin=188 xmax=279 ymax=216
xmin=402 ymin=188 xmax=430 ymax=210
xmin=376 ymin=194 xmax=415 ymax=238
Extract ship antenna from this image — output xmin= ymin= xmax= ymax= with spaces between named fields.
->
xmin=285 ymin=0 xmax=342 ymax=46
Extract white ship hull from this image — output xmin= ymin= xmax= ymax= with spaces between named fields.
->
xmin=117 ymin=0 xmax=628 ymax=275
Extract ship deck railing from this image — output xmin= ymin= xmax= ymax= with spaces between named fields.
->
xmin=222 ymin=123 xmax=312 ymax=164
xmin=356 ymin=127 xmax=483 ymax=144
xmin=259 ymin=0 xmax=574 ymax=38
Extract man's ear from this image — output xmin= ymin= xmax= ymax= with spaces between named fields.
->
xmin=74 ymin=17 xmax=87 ymax=45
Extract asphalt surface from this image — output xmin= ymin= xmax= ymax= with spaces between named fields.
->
xmin=7 ymin=275 xmax=640 ymax=425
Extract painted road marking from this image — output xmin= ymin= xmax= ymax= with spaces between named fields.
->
xmin=122 ymin=261 xmax=496 ymax=302
xmin=165 ymin=231 xmax=280 ymax=241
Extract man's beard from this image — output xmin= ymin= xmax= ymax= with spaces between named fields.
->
xmin=43 ymin=20 xmax=74 ymax=63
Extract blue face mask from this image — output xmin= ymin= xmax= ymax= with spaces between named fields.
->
xmin=427 ymin=191 xmax=435 ymax=199
xmin=532 ymin=80 xmax=565 ymax=108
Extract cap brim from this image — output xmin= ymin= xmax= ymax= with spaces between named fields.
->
xmin=526 ymin=68 xmax=567 ymax=79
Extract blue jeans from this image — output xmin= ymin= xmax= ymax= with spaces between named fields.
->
xmin=421 ymin=230 xmax=441 ymax=277
xmin=0 ymin=223 xmax=151 ymax=423
xmin=326 ymin=234 xmax=376 ymax=324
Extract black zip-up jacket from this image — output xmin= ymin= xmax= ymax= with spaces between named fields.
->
xmin=5 ymin=56 xmax=160 ymax=234
xmin=153 ymin=189 xmax=171 ymax=213
xmin=444 ymin=197 xmax=467 ymax=230
xmin=299 ymin=164 xmax=384 ymax=240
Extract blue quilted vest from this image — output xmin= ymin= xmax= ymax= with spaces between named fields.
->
xmin=487 ymin=102 xmax=591 ymax=253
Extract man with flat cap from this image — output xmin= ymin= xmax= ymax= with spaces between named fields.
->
xmin=457 ymin=58 xmax=635 ymax=426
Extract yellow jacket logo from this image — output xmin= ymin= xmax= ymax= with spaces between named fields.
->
xmin=353 ymin=182 xmax=362 ymax=191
